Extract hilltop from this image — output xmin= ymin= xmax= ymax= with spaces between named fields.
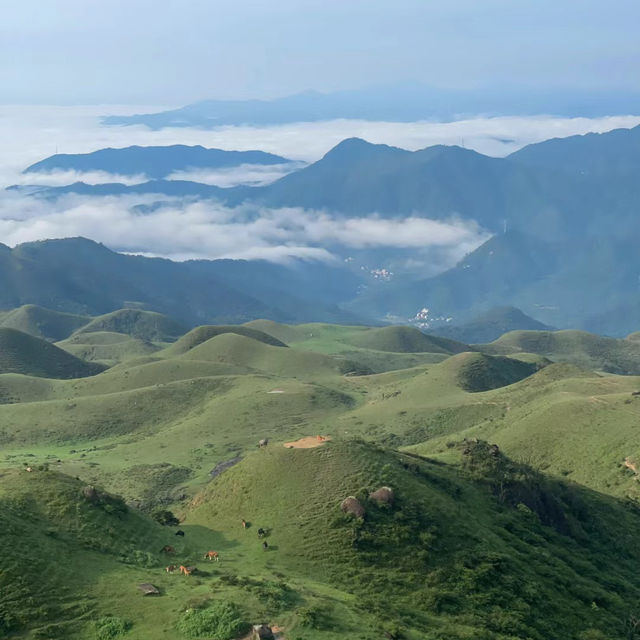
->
xmin=0 ymin=304 xmax=89 ymax=341
xmin=0 ymin=328 xmax=104 ymax=378
xmin=24 ymin=144 xmax=290 ymax=179
xmin=74 ymin=308 xmax=187 ymax=342
xmin=480 ymin=329 xmax=640 ymax=374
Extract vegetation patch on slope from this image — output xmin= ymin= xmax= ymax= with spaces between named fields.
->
xmin=74 ymin=308 xmax=186 ymax=342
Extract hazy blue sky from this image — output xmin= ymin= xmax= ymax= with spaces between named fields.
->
xmin=2 ymin=0 xmax=639 ymax=104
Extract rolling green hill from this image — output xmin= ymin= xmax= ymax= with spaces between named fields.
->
xmin=0 ymin=328 xmax=104 ymax=378
xmin=73 ymin=308 xmax=186 ymax=342
xmin=479 ymin=329 xmax=640 ymax=374
xmin=438 ymin=351 xmax=539 ymax=392
xmin=348 ymin=325 xmax=468 ymax=354
xmin=186 ymin=440 xmax=640 ymax=639
xmin=3 ymin=317 xmax=640 ymax=638
xmin=0 ymin=468 xmax=167 ymax=638
xmin=0 ymin=304 xmax=90 ymax=341
xmin=163 ymin=324 xmax=288 ymax=356
xmin=57 ymin=330 xmax=161 ymax=366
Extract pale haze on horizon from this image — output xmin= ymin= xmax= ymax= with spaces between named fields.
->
xmin=2 ymin=0 xmax=640 ymax=105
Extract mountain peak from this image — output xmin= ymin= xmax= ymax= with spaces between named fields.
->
xmin=322 ymin=137 xmax=406 ymax=161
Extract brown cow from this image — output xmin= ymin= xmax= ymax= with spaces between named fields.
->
xmin=204 ymin=550 xmax=219 ymax=561
xmin=241 ymin=519 xmax=247 ymax=529
xmin=179 ymin=565 xmax=193 ymax=576
xmin=160 ymin=545 xmax=176 ymax=554
xmin=165 ymin=564 xmax=177 ymax=573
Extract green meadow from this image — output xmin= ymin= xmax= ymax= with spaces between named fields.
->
xmin=3 ymin=306 xmax=640 ymax=638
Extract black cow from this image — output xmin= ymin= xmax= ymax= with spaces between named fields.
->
xmin=257 ymin=528 xmax=266 ymax=538
xmin=175 ymin=530 xmax=185 ymax=537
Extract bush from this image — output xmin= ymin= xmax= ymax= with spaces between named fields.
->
xmin=94 ymin=616 xmax=131 ymax=639
xmin=152 ymin=509 xmax=180 ymax=526
xmin=176 ymin=601 xmax=249 ymax=639
xmin=296 ymin=604 xmax=327 ymax=629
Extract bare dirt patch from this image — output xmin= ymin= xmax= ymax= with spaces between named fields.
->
xmin=284 ymin=435 xmax=331 ymax=449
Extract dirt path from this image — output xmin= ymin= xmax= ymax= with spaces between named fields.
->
xmin=284 ymin=435 xmax=331 ymax=449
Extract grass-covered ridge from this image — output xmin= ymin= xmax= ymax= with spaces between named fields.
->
xmin=480 ymin=329 xmax=640 ymax=374
xmin=0 ymin=304 xmax=90 ymax=341
xmin=0 ymin=328 xmax=104 ymax=378
xmin=73 ymin=308 xmax=187 ymax=342
xmin=187 ymin=440 xmax=640 ymax=639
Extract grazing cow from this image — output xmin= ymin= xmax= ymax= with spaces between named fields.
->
xmin=257 ymin=528 xmax=266 ymax=538
xmin=258 ymin=438 xmax=269 ymax=448
xmin=175 ymin=530 xmax=185 ymax=537
xmin=262 ymin=541 xmax=269 ymax=551
xmin=160 ymin=545 xmax=176 ymax=554
xmin=204 ymin=550 xmax=219 ymax=561
xmin=165 ymin=565 xmax=177 ymax=573
xmin=179 ymin=565 xmax=193 ymax=576
xmin=241 ymin=519 xmax=247 ymax=529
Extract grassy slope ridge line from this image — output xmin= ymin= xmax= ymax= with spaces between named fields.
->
xmin=479 ymin=329 xmax=640 ymax=374
xmin=163 ymin=324 xmax=289 ymax=355
xmin=0 ymin=327 xmax=104 ymax=378
xmin=348 ymin=325 xmax=469 ymax=354
xmin=73 ymin=308 xmax=187 ymax=342
xmin=0 ymin=304 xmax=90 ymax=341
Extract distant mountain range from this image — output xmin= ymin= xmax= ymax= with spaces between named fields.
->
xmin=8 ymin=125 xmax=640 ymax=335
xmin=102 ymin=85 xmax=640 ymax=128
xmin=23 ymin=144 xmax=291 ymax=179
xmin=0 ymin=238 xmax=363 ymax=326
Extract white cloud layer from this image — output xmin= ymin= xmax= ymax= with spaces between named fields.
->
xmin=0 ymin=104 xmax=637 ymax=274
xmin=2 ymin=104 xmax=640 ymax=188
xmin=0 ymin=191 xmax=489 ymax=268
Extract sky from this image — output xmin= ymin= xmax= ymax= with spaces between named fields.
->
xmin=2 ymin=0 xmax=640 ymax=104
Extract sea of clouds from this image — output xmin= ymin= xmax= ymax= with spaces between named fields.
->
xmin=1 ymin=104 xmax=639 ymax=270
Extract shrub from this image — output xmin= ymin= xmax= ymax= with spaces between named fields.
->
xmin=296 ymin=604 xmax=326 ymax=629
xmin=176 ymin=601 xmax=249 ymax=639
xmin=94 ymin=616 xmax=131 ymax=639
xmin=152 ymin=509 xmax=180 ymax=526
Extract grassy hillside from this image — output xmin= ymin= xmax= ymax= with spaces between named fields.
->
xmin=0 ymin=328 xmax=104 ymax=378
xmin=0 ymin=468 xmax=167 ymax=639
xmin=439 ymin=351 xmax=539 ymax=392
xmin=163 ymin=324 xmax=288 ymax=355
xmin=74 ymin=308 xmax=186 ymax=342
xmin=348 ymin=325 xmax=468 ymax=354
xmin=0 ymin=304 xmax=89 ymax=341
xmin=4 ymin=318 xmax=640 ymax=637
xmin=57 ymin=331 xmax=161 ymax=366
xmin=187 ymin=440 xmax=640 ymax=639
xmin=244 ymin=321 xmax=460 ymax=373
xmin=479 ymin=329 xmax=640 ymax=374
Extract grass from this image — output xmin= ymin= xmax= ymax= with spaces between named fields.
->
xmin=4 ymin=311 xmax=640 ymax=637
xmin=74 ymin=309 xmax=187 ymax=342
xmin=0 ymin=304 xmax=89 ymax=341
xmin=479 ymin=329 xmax=640 ymax=374
xmin=0 ymin=328 xmax=105 ymax=379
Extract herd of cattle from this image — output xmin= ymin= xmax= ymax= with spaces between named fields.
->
xmin=160 ymin=519 xmax=270 ymax=575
